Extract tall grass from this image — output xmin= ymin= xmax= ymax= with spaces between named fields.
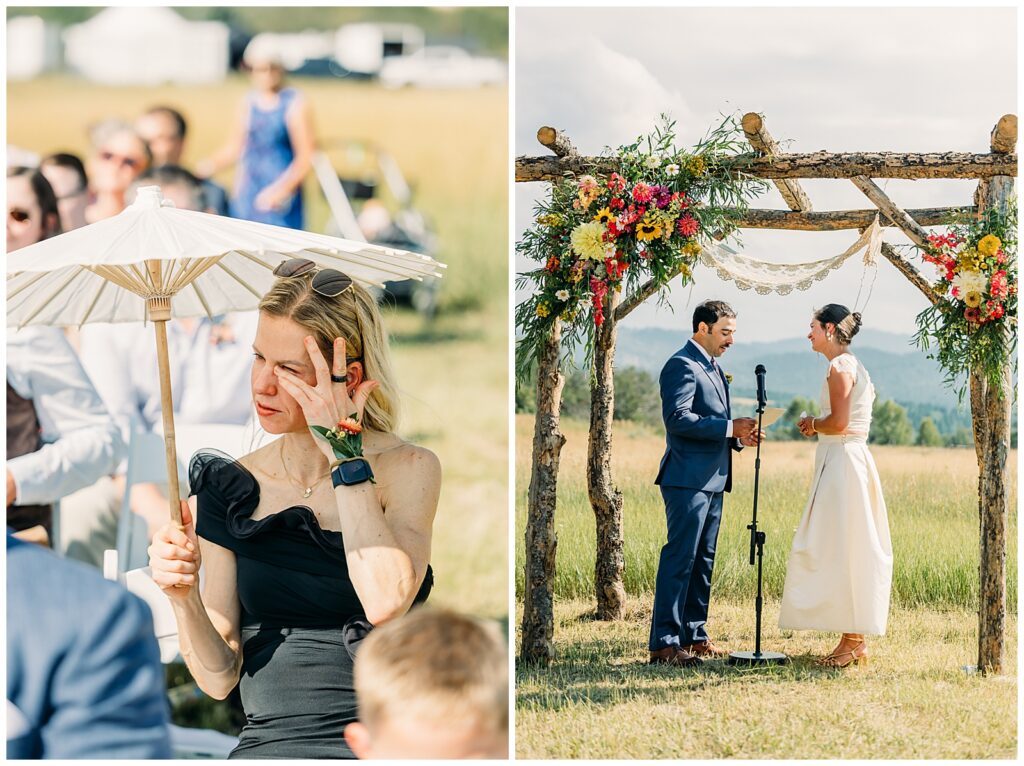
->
xmin=515 ymin=415 xmax=1017 ymax=612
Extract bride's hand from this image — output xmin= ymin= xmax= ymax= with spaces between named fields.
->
xmin=797 ymin=416 xmax=816 ymax=437
xmin=273 ymin=336 xmax=379 ymax=456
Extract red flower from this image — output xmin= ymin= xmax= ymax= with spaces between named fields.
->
xmin=545 ymin=256 xmax=560 ymax=272
xmin=335 ymin=417 xmax=363 ymax=435
xmin=610 ymin=197 xmax=625 ymax=210
xmin=964 ymin=307 xmax=981 ymax=323
xmin=632 ymin=182 xmax=654 ymax=204
xmin=990 ymin=270 xmax=1009 ymax=299
xmin=987 ymin=301 xmax=1005 ymax=320
xmin=677 ymin=214 xmax=699 ymax=237
xmin=996 ymin=250 xmax=1006 ymax=264
xmin=607 ymin=173 xmax=626 ymax=193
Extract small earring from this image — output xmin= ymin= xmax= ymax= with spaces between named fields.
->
xmin=827 ymin=333 xmax=833 ymax=342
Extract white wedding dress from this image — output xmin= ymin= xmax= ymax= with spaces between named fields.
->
xmin=778 ymin=353 xmax=893 ymax=635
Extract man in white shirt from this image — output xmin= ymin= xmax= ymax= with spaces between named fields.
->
xmin=6 ymin=326 xmax=125 ymax=543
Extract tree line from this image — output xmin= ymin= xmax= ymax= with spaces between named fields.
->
xmin=516 ymin=364 xmax=1016 ymax=448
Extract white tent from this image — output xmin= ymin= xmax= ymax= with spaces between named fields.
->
xmin=7 ymin=16 xmax=61 ymax=80
xmin=63 ymin=7 xmax=228 ymax=85
xmin=334 ymin=23 xmax=424 ymax=75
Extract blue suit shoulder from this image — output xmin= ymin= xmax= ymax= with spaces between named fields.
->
xmin=7 ymin=534 xmax=171 ymax=759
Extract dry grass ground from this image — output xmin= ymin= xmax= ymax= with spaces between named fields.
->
xmin=515 ymin=414 xmax=1017 ymax=758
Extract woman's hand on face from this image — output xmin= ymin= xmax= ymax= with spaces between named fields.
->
xmin=149 ymin=500 xmax=201 ymax=600
xmin=274 ymin=336 xmax=379 ymax=455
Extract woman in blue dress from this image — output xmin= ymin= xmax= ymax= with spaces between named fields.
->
xmin=197 ymin=43 xmax=314 ymax=229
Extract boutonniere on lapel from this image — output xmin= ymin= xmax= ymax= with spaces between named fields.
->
xmin=724 ymin=372 xmax=733 ymax=385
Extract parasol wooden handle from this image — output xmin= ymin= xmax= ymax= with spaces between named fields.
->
xmin=152 ymin=318 xmax=183 ymax=527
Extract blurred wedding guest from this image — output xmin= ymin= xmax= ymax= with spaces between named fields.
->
xmin=345 ymin=608 xmax=508 ymax=760
xmin=62 ymin=168 xmax=257 ymax=567
xmin=7 ymin=532 xmax=172 ymax=759
xmin=196 ymin=41 xmax=314 ymax=230
xmin=6 ymin=167 xmax=125 ymax=545
xmin=85 ymin=123 xmax=151 ymax=222
xmin=136 ymin=105 xmax=229 ymax=215
xmin=39 ymin=152 xmax=90 ymax=231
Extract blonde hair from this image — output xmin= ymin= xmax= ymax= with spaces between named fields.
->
xmin=354 ymin=608 xmax=508 ymax=737
xmin=258 ymin=275 xmax=399 ymax=433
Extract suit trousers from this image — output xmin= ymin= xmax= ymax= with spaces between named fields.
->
xmin=649 ymin=486 xmax=724 ymax=650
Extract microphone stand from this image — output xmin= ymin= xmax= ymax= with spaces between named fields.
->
xmin=728 ymin=373 xmax=788 ymax=667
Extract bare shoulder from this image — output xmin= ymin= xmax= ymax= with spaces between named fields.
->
xmin=372 ymin=437 xmax=441 ymax=482
xmin=237 ymin=441 xmax=278 ymax=476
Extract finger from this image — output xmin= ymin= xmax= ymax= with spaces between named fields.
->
xmin=304 ymin=336 xmax=331 ymax=388
xmin=275 ymin=367 xmax=316 ymax=405
xmin=351 ymin=380 xmax=379 ymax=415
xmin=158 ymin=524 xmax=191 ymax=549
xmin=333 ymin=337 xmax=347 ymax=379
xmin=152 ymin=557 xmax=197 ymax=574
xmin=150 ymin=540 xmax=194 ymax=562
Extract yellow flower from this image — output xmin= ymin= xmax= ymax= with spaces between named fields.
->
xmin=593 ymin=207 xmax=616 ymax=225
xmin=538 ymin=213 xmax=562 ymax=227
xmin=570 ymin=221 xmax=609 ymax=261
xmin=681 ymin=241 xmax=702 ymax=257
xmin=958 ymin=248 xmax=983 ymax=272
xmin=679 ymin=264 xmax=692 ymax=279
xmin=536 ymin=302 xmax=551 ymax=318
xmin=977 ymin=234 xmax=1002 ymax=256
xmin=964 ymin=291 xmax=983 ymax=308
xmin=636 ymin=216 xmax=663 ymax=242
xmin=687 ymin=155 xmax=707 ymax=177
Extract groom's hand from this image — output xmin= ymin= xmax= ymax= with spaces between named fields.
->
xmin=732 ymin=417 xmax=756 ymax=439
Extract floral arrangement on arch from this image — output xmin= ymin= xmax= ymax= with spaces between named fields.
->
xmin=515 ymin=115 xmax=766 ymax=380
xmin=914 ymin=203 xmax=1018 ymax=399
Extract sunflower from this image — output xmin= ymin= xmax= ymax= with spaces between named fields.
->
xmin=635 ymin=216 xmax=663 ymax=242
xmin=593 ymin=207 xmax=616 ymax=225
xmin=964 ymin=291 xmax=983 ymax=308
xmin=977 ymin=234 xmax=1002 ymax=256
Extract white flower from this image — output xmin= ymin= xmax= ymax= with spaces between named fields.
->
xmin=952 ymin=270 xmax=988 ymax=295
xmin=644 ymin=155 xmax=662 ymax=169
xmin=555 ymin=289 xmax=570 ymax=301
xmin=665 ymin=163 xmax=680 ymax=177
xmin=570 ymin=221 xmax=608 ymax=261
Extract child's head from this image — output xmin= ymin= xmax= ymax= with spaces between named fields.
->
xmin=344 ymin=607 xmax=508 ymax=759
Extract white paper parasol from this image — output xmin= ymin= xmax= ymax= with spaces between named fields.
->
xmin=7 ymin=186 xmax=445 ymax=526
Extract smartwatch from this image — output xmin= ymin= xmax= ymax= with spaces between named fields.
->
xmin=331 ymin=458 xmax=374 ymax=487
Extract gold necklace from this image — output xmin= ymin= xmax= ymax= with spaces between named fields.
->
xmin=278 ymin=441 xmax=330 ymax=499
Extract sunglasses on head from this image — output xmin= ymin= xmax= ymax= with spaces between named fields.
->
xmin=273 ymin=258 xmax=354 ymax=298
xmin=99 ymin=150 xmax=141 ymax=170
xmin=8 ymin=208 xmax=32 ymax=224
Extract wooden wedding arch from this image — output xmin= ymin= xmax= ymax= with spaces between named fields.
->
xmin=516 ymin=113 xmax=1017 ymax=675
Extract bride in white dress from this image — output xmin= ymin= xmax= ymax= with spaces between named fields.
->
xmin=778 ymin=304 xmax=892 ymax=667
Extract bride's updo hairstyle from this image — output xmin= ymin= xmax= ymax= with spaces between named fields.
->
xmin=814 ymin=303 xmax=862 ymax=346
xmin=259 ymin=275 xmax=399 ymax=433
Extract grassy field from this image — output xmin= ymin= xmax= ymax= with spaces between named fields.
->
xmin=515 ymin=415 xmax=1017 ymax=759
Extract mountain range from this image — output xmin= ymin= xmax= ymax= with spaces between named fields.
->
xmin=614 ymin=326 xmax=967 ymax=409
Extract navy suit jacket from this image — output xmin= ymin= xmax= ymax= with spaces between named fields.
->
xmin=6 ymin=533 xmax=171 ymax=759
xmin=655 ymin=340 xmax=742 ymax=493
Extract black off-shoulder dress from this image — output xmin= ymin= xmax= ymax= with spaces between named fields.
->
xmin=190 ymin=451 xmax=432 ymax=760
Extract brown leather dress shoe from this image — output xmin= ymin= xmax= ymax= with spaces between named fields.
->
xmin=680 ymin=640 xmax=729 ymax=658
xmin=649 ymin=646 xmax=702 ymax=667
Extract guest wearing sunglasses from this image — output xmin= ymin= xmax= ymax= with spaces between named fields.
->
xmin=39 ymin=152 xmax=90 ymax=232
xmin=148 ymin=260 xmax=440 ymax=759
xmin=6 ymin=167 xmax=125 ymax=545
xmin=196 ymin=42 xmax=314 ymax=230
xmin=85 ymin=125 xmax=151 ymax=223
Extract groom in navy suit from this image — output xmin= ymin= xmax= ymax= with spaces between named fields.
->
xmin=649 ymin=300 xmax=762 ymax=665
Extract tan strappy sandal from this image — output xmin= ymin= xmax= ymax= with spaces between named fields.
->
xmin=817 ymin=639 xmax=868 ymax=668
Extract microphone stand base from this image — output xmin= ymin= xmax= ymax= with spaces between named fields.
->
xmin=728 ymin=650 xmax=789 ymax=666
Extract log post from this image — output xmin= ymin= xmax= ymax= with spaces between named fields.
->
xmin=588 ymin=290 xmax=626 ymax=619
xmin=520 ymin=127 xmax=579 ymax=664
xmin=972 ymin=114 xmax=1016 ymax=675
xmin=520 ymin=319 xmax=567 ymax=665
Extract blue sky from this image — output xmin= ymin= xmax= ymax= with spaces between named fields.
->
xmin=515 ymin=6 xmax=1017 ymax=344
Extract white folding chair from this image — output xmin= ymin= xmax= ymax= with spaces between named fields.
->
xmin=116 ymin=424 xmax=187 ymax=574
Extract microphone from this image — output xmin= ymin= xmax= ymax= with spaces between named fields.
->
xmin=754 ymin=364 xmax=767 ymax=409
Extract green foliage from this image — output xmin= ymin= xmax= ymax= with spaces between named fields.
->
xmin=515 ymin=114 xmax=769 ymax=381
xmin=916 ymin=417 xmax=944 ymax=447
xmin=946 ymin=426 xmax=975 ymax=448
xmin=913 ymin=204 xmax=1018 ymax=401
xmin=871 ymin=399 xmax=915 ymax=446
xmin=778 ymin=396 xmax=820 ymax=440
